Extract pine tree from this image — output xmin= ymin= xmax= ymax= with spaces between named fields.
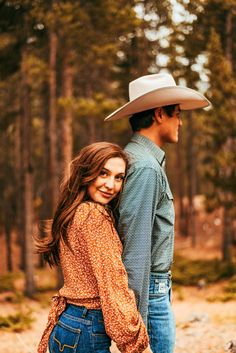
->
xmin=204 ymin=29 xmax=236 ymax=261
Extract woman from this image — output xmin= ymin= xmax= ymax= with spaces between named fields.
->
xmin=36 ymin=142 xmax=152 ymax=353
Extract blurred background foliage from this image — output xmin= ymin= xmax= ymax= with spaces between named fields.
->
xmin=0 ymin=0 xmax=235 ymax=295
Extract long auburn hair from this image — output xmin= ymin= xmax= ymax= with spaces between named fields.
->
xmin=35 ymin=142 xmax=129 ymax=267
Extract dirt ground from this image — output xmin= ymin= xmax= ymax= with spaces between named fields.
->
xmin=0 ymin=284 xmax=235 ymax=353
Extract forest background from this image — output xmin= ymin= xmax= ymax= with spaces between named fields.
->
xmin=0 ymin=1 xmax=235 ymax=351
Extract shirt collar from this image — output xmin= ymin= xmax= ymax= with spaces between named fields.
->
xmin=130 ymin=133 xmax=166 ymax=166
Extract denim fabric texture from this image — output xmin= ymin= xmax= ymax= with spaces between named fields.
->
xmin=148 ymin=272 xmax=175 ymax=353
xmin=48 ymin=304 xmax=111 ymax=353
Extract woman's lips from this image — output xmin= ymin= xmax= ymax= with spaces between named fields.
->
xmin=99 ymin=190 xmax=114 ymax=198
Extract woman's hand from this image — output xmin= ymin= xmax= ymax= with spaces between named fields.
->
xmin=143 ymin=345 xmax=153 ymax=353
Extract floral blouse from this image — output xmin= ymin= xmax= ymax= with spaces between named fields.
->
xmin=38 ymin=202 xmax=148 ymax=353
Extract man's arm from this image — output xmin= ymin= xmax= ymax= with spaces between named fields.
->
xmin=118 ymin=166 xmax=162 ymax=325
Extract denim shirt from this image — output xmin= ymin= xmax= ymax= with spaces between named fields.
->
xmin=118 ymin=133 xmax=175 ymax=325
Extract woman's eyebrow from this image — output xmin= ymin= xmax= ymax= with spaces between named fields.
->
xmin=102 ymin=167 xmax=125 ymax=176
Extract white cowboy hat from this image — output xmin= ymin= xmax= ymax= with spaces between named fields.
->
xmin=104 ymin=73 xmax=211 ymax=121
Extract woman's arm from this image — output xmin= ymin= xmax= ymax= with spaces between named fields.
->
xmin=74 ymin=202 xmax=149 ymax=353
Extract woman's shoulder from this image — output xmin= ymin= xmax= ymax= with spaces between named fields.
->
xmin=74 ymin=201 xmax=110 ymax=224
xmin=76 ymin=201 xmax=108 ymax=215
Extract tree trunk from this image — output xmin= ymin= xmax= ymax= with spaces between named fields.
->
xmin=222 ymin=206 xmax=232 ymax=263
xmin=15 ymin=113 xmax=26 ymax=270
xmin=221 ymin=136 xmax=234 ymax=263
xmin=176 ymin=131 xmax=187 ymax=236
xmin=21 ymin=50 xmax=35 ymax=297
xmin=48 ymin=31 xmax=59 ymax=213
xmin=186 ymin=111 xmax=197 ymax=246
xmin=61 ymin=52 xmax=73 ymax=177
xmin=38 ymin=81 xmax=50 ymax=268
xmin=225 ymin=10 xmax=232 ymax=64
xmin=87 ymin=117 xmax=97 ymax=144
xmin=48 ymin=31 xmax=63 ymax=287
xmin=220 ymin=10 xmax=234 ymax=263
xmin=56 ymin=50 xmax=74 ymax=288
xmin=4 ymin=215 xmax=12 ymax=272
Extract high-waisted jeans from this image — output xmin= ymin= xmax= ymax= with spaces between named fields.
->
xmin=148 ymin=272 xmax=176 ymax=353
xmin=49 ymin=304 xmax=111 ymax=353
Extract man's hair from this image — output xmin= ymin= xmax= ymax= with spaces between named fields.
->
xmin=129 ymin=108 xmax=155 ymax=132
xmin=129 ymin=104 xmax=179 ymax=132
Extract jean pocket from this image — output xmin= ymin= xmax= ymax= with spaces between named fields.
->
xmin=49 ymin=320 xmax=81 ymax=353
xmin=92 ymin=317 xmax=108 ymax=336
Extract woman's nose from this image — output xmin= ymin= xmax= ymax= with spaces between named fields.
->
xmin=105 ymin=177 xmax=114 ymax=189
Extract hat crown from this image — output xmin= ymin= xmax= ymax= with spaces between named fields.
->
xmin=129 ymin=73 xmax=177 ymax=101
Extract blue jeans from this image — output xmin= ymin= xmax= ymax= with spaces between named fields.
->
xmin=49 ymin=304 xmax=111 ymax=353
xmin=148 ymin=272 xmax=175 ymax=353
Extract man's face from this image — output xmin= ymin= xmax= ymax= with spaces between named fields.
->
xmin=157 ymin=105 xmax=182 ymax=145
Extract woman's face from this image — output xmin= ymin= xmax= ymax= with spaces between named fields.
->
xmin=87 ymin=157 xmax=126 ymax=205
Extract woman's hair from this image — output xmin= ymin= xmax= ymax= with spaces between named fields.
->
xmin=35 ymin=142 xmax=129 ymax=267
xmin=129 ymin=104 xmax=179 ymax=132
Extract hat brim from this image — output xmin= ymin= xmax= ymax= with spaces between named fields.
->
xmin=104 ymin=86 xmax=211 ymax=121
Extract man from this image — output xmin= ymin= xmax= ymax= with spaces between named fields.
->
xmin=105 ymin=73 xmax=211 ymax=353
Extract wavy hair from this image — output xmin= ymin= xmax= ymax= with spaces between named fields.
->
xmin=35 ymin=142 xmax=129 ymax=267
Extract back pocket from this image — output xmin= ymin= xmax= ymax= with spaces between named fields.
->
xmin=92 ymin=317 xmax=107 ymax=336
xmin=50 ymin=320 xmax=81 ymax=353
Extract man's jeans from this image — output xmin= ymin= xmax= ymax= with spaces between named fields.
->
xmin=148 ymin=272 xmax=176 ymax=353
xmin=49 ymin=304 xmax=111 ymax=353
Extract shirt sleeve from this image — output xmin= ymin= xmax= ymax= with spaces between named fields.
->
xmin=118 ymin=166 xmax=162 ymax=326
xmin=74 ymin=202 xmax=149 ymax=353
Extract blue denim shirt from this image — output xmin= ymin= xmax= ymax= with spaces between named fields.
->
xmin=118 ymin=133 xmax=175 ymax=325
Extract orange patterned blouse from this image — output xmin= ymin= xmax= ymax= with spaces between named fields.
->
xmin=38 ymin=201 xmax=149 ymax=353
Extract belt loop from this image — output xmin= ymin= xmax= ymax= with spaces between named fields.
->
xmin=81 ymin=307 xmax=88 ymax=318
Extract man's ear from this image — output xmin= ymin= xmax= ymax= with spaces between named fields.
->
xmin=153 ymin=107 xmax=162 ymax=124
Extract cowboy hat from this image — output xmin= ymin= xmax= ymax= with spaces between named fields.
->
xmin=104 ymin=73 xmax=211 ymax=121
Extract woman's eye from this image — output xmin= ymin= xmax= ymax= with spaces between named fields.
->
xmin=100 ymin=170 xmax=108 ymax=177
xmin=116 ymin=176 xmax=125 ymax=182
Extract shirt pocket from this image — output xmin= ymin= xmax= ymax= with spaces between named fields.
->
xmin=164 ymin=187 xmax=175 ymax=225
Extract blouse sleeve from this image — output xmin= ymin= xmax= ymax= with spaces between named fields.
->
xmin=73 ymin=202 xmax=149 ymax=353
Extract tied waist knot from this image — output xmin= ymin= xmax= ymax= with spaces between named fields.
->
xmin=37 ymin=294 xmax=67 ymax=353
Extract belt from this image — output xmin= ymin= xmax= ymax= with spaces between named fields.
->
xmin=150 ymin=270 xmax=172 ymax=279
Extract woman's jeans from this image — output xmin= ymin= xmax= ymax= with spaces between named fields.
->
xmin=148 ymin=272 xmax=176 ymax=353
xmin=49 ymin=304 xmax=111 ymax=353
